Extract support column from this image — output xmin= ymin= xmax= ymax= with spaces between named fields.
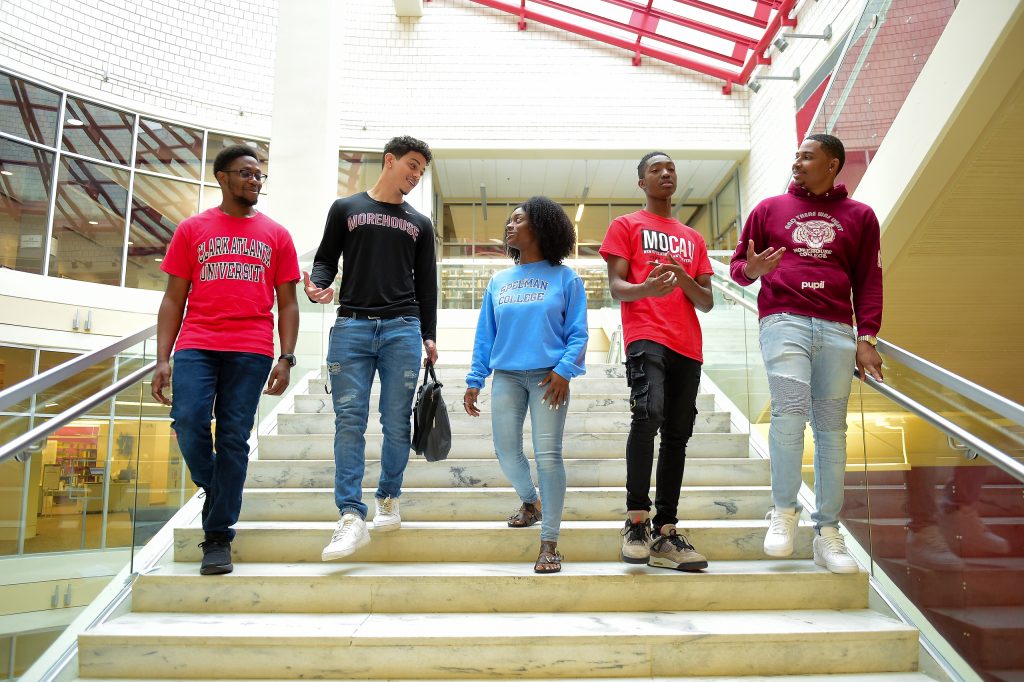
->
xmin=267 ymin=0 xmax=341 ymax=256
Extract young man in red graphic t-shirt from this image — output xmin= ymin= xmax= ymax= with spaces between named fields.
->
xmin=730 ymin=134 xmax=883 ymax=574
xmin=151 ymin=145 xmax=300 ymax=575
xmin=600 ymin=151 xmax=714 ymax=572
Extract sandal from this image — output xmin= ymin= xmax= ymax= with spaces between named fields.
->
xmin=534 ymin=541 xmax=562 ymax=573
xmin=507 ymin=501 xmax=542 ymax=528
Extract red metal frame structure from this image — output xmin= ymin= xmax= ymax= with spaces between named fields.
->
xmin=464 ymin=0 xmax=798 ymax=94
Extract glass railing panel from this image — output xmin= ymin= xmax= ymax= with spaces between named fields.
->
xmin=845 ymin=386 xmax=1024 ymax=679
xmin=0 ymin=440 xmax=30 ymax=556
xmin=808 ymin=0 xmax=957 ymax=195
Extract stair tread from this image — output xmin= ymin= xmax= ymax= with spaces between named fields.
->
xmin=178 ymin=519 xmax=801 ymax=531
xmin=143 ymin=559 xmax=849 ymax=579
xmin=84 ymin=609 xmax=916 ymax=641
xmin=930 ymin=604 xmax=1024 ymax=628
xmin=70 ymin=676 xmax=938 ymax=682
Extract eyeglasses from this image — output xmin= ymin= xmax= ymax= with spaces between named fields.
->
xmin=220 ymin=169 xmax=268 ymax=182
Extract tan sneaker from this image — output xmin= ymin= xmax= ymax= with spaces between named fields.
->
xmin=648 ymin=524 xmax=708 ymax=572
xmin=620 ymin=512 xmax=652 ymax=564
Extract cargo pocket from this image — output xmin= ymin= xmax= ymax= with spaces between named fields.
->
xmin=625 ymin=352 xmax=650 ymax=422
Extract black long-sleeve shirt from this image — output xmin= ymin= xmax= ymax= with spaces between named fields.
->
xmin=310 ymin=192 xmax=438 ymax=341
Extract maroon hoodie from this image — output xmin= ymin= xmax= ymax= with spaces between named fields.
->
xmin=730 ymin=182 xmax=883 ymax=336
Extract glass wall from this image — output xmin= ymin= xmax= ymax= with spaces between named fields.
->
xmin=0 ymin=68 xmax=271 ymax=292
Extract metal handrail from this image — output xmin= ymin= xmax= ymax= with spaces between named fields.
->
xmin=0 ymin=323 xmax=157 ymax=413
xmin=0 ymin=362 xmax=155 ymax=465
xmin=710 ymin=276 xmax=1024 ymax=483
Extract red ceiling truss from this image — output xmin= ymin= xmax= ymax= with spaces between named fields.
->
xmin=464 ymin=0 xmax=799 ymax=94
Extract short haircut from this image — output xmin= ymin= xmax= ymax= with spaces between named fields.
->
xmin=805 ymin=133 xmax=845 ymax=173
xmin=213 ymin=144 xmax=261 ymax=174
xmin=506 ymin=196 xmax=577 ymax=266
xmin=637 ymin=151 xmax=671 ymax=179
xmin=382 ymin=135 xmax=432 ymax=167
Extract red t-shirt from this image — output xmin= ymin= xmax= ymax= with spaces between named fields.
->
xmin=599 ymin=210 xmax=714 ymax=363
xmin=161 ymin=208 xmax=300 ymax=358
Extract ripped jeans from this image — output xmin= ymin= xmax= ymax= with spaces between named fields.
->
xmin=759 ymin=313 xmax=856 ymax=529
xmin=624 ymin=340 xmax=702 ymax=532
xmin=326 ymin=315 xmax=423 ymax=519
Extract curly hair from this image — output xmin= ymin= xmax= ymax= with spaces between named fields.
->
xmin=382 ymin=135 xmax=432 ymax=166
xmin=505 ymin=196 xmax=576 ymax=265
xmin=805 ymin=133 xmax=845 ymax=172
xmin=213 ymin=144 xmax=263 ymax=174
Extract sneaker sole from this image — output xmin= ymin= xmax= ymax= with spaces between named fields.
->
xmin=373 ymin=519 xmax=401 ymax=533
xmin=200 ymin=563 xmax=233 ymax=575
xmin=321 ymin=533 xmax=371 ymax=561
xmin=648 ymin=556 xmax=708 ymax=572
xmin=813 ymin=555 xmax=859 ymax=574
xmin=763 ymin=543 xmax=795 ymax=558
xmin=620 ymin=551 xmax=651 ymax=564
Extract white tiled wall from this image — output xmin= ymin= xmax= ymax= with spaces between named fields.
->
xmin=0 ymin=0 xmax=277 ymax=135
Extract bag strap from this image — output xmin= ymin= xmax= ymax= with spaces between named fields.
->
xmin=422 ymin=361 xmax=441 ymax=386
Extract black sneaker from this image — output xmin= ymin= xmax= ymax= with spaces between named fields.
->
xmin=620 ymin=516 xmax=652 ymax=564
xmin=199 ymin=537 xmax=233 ymax=575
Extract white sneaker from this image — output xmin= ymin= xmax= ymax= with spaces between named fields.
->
xmin=906 ymin=525 xmax=963 ymax=570
xmin=763 ymin=507 xmax=800 ymax=557
xmin=373 ymin=496 xmax=401 ymax=532
xmin=813 ymin=527 xmax=859 ymax=574
xmin=321 ymin=512 xmax=370 ymax=561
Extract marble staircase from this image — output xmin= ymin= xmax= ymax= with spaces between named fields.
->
xmin=74 ymin=364 xmax=935 ymax=681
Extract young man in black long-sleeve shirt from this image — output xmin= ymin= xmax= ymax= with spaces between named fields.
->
xmin=304 ymin=135 xmax=438 ymax=561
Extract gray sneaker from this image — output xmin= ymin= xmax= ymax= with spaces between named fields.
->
xmin=648 ymin=525 xmax=708 ymax=571
xmin=620 ymin=515 xmax=652 ymax=564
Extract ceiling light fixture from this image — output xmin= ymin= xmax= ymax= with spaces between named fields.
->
xmin=773 ymin=36 xmax=789 ymax=52
xmin=673 ymin=186 xmax=695 ymax=216
xmin=575 ymin=185 xmax=590 ymax=223
xmin=0 ymin=170 xmax=12 ymax=176
xmin=748 ymin=80 xmax=762 ymax=93
xmin=65 ymin=117 xmax=85 ymax=127
xmin=782 ymin=24 xmax=833 ymax=42
xmin=88 ymin=220 xmax=99 ymax=225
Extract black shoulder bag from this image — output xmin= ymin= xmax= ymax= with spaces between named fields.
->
xmin=411 ymin=362 xmax=451 ymax=462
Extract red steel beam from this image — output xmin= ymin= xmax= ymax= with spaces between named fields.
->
xmin=600 ymin=0 xmax=760 ymax=48
xmin=669 ymin=0 xmax=768 ymax=29
xmin=518 ymin=0 xmax=745 ymax=66
xmin=469 ymin=0 xmax=740 ymax=82
xmin=732 ymin=0 xmax=797 ymax=87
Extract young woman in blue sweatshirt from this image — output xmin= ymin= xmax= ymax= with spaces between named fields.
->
xmin=463 ymin=196 xmax=589 ymax=574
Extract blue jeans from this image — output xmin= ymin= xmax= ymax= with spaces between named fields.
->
xmin=491 ymin=368 xmax=568 ymax=542
xmin=327 ymin=316 xmax=422 ymax=519
xmin=170 ymin=349 xmax=272 ymax=540
xmin=759 ymin=313 xmax=856 ymax=528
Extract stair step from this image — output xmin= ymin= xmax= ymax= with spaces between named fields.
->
xmin=78 ymin=610 xmax=918 ymax=679
xmin=239 ymin=486 xmax=772 ymax=522
xmin=173 ymin=519 xmax=815 ymax=563
xmin=928 ymin=605 xmax=1024 ymax=669
xmin=308 ymin=376 xmax=644 ymax=395
xmin=320 ymin=363 xmax=629 ymax=380
xmin=295 ymin=393 xmax=717 ymax=414
xmin=133 ymin=560 xmax=867 ymax=614
xmin=256 ymin=433 xmax=751 ymax=461
xmin=276 ymin=410 xmax=732 ymax=435
xmin=244 ymin=457 xmax=769 ymax=488
xmin=68 ymin=671 xmax=937 ymax=675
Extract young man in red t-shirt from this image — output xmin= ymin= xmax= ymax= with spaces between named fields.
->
xmin=151 ymin=145 xmax=300 ymax=575
xmin=600 ymin=151 xmax=714 ymax=571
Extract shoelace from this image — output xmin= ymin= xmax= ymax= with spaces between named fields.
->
xmin=622 ymin=520 xmax=651 ymax=544
xmin=654 ymin=532 xmax=694 ymax=552
xmin=331 ymin=518 xmax=356 ymax=542
xmin=378 ymin=498 xmax=395 ymax=515
xmin=819 ymin=533 xmax=848 ymax=555
xmin=767 ymin=510 xmax=795 ymax=535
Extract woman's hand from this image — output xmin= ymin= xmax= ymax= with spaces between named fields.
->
xmin=539 ymin=371 xmax=569 ymax=410
xmin=463 ymin=387 xmax=481 ymax=417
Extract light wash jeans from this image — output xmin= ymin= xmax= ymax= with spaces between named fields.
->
xmin=491 ymin=368 xmax=568 ymax=542
xmin=759 ymin=313 xmax=856 ymax=529
xmin=326 ymin=315 xmax=423 ymax=519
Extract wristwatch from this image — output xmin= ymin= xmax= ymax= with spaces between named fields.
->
xmin=278 ymin=353 xmax=296 ymax=367
xmin=857 ymin=335 xmax=878 ymax=346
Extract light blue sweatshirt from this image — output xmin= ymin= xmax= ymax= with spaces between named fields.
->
xmin=466 ymin=261 xmax=589 ymax=389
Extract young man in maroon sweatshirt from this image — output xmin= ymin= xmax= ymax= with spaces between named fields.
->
xmin=730 ymin=134 xmax=883 ymax=574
